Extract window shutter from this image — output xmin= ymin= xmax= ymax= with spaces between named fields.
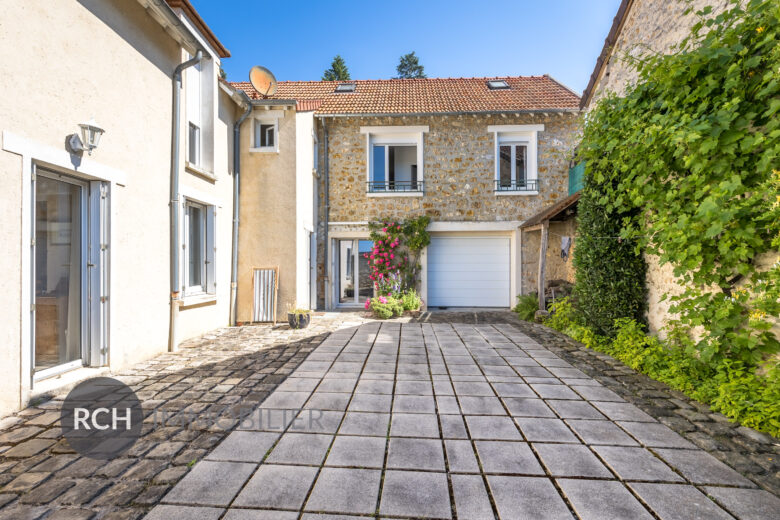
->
xmin=186 ymin=60 xmax=201 ymax=127
xmin=206 ymin=206 xmax=216 ymax=294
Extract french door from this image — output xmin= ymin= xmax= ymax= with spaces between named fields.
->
xmin=336 ymin=239 xmax=374 ymax=306
xmin=32 ymin=168 xmax=108 ymax=380
xmin=33 ymin=171 xmax=88 ymax=378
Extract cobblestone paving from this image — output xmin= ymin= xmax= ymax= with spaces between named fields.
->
xmin=0 ymin=313 xmax=371 ymax=520
xmin=0 ymin=311 xmax=778 ymax=519
xmin=153 ymin=318 xmax=780 ymax=520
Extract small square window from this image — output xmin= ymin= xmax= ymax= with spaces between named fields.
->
xmin=253 ymin=119 xmax=277 ymax=150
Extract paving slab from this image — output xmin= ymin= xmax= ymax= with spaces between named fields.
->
xmin=444 ymin=439 xmax=480 ymax=473
xmin=533 ymin=443 xmax=612 ymax=478
xmin=325 ymin=436 xmax=386 ymax=468
xmin=451 ymin=474 xmax=494 ymax=520
xmin=515 ymin=418 xmax=579 ymax=443
xmin=593 ymin=446 xmax=684 ymax=482
xmin=386 ymin=438 xmax=445 ymax=471
xmin=338 ymin=412 xmax=389 ymax=437
xmin=704 ymin=486 xmax=780 ymax=520
xmin=487 ymin=476 xmax=572 ymax=520
xmin=205 ymin=431 xmax=279 ymax=463
xmin=379 ymin=470 xmax=452 ymax=519
xmin=545 ymin=399 xmax=605 ymax=419
xmin=304 ymin=467 xmax=381 ymax=515
xmin=557 ymin=479 xmax=654 ymax=520
xmin=390 ymin=413 xmax=440 ymax=438
xmin=655 ymin=449 xmax=756 ymax=487
xmin=628 ymin=483 xmax=734 ymax=520
xmin=145 ymin=505 xmax=224 ymax=520
xmin=162 ymin=461 xmax=255 ymax=506
xmin=566 ymin=419 xmax=639 ymax=446
xmin=616 ymin=421 xmax=696 ymax=448
xmin=475 ymin=441 xmax=544 ymax=475
xmin=265 ymin=433 xmax=333 ymax=465
xmin=232 ymin=464 xmax=318 ymax=509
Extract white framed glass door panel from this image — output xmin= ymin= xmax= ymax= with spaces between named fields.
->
xmin=33 ymin=171 xmax=88 ymax=378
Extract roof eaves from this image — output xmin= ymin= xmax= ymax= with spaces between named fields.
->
xmin=313 ymin=108 xmax=581 ymax=118
xmin=580 ymin=0 xmax=633 ymax=109
xmin=165 ymin=0 xmax=230 ymax=58
xmin=136 ymin=0 xmax=208 ymax=57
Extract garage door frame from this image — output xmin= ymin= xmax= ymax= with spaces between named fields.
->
xmin=425 ymin=234 xmax=513 ymax=308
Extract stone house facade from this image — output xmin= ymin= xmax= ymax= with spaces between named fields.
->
xmin=234 ymin=76 xmax=581 ymax=313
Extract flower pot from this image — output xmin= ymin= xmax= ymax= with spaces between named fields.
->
xmin=287 ymin=312 xmax=311 ymax=329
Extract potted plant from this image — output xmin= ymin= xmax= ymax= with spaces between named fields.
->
xmin=286 ymin=304 xmax=312 ymax=329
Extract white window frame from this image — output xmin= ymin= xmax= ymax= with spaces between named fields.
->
xmin=250 ymin=110 xmax=283 ymax=153
xmin=488 ymin=124 xmax=543 ymax=195
xmin=360 ymin=125 xmax=428 ymax=197
xmin=186 ymin=58 xmax=203 ymax=168
xmin=182 ymin=198 xmax=216 ymax=298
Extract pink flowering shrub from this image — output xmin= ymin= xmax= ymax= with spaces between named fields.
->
xmin=363 ymin=217 xmax=430 ymax=319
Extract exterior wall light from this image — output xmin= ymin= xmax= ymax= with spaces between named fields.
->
xmin=67 ymin=119 xmax=105 ymax=155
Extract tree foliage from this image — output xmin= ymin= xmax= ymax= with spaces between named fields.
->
xmin=579 ymin=0 xmax=780 ymax=365
xmin=322 ymin=55 xmax=351 ymax=81
xmin=395 ymin=51 xmax=426 ymax=79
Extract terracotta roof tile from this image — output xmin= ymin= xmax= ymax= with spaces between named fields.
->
xmin=230 ymin=76 xmax=580 ymax=115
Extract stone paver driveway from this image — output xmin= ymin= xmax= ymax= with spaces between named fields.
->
xmin=152 ymin=321 xmax=780 ymax=520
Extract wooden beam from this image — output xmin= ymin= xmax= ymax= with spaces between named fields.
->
xmin=537 ymin=220 xmax=549 ymax=311
xmin=523 ymin=223 xmax=544 ymax=232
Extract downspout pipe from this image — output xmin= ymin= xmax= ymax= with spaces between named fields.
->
xmin=321 ymin=118 xmax=330 ymax=309
xmin=229 ymin=91 xmax=252 ymax=326
xmin=169 ymin=50 xmax=202 ymax=352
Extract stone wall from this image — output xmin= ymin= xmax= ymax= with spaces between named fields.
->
xmin=589 ymin=0 xmax=731 ymax=106
xmin=315 ymin=112 xmax=580 ymax=307
xmin=587 ymin=0 xmax=733 ymax=336
xmin=521 ymin=218 xmax=577 ymax=297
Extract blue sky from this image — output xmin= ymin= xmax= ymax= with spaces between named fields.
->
xmin=191 ymin=0 xmax=621 ymax=95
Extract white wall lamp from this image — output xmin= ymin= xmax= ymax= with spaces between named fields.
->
xmin=67 ymin=119 xmax=105 ymax=155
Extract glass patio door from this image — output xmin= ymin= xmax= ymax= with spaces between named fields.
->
xmin=34 ymin=172 xmax=87 ymax=377
xmin=337 ymin=239 xmax=374 ymax=306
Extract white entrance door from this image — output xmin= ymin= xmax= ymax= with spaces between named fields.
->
xmin=427 ymin=236 xmax=511 ymax=307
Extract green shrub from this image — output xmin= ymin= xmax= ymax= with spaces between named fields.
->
xmin=400 ymin=290 xmax=422 ymax=311
xmin=544 ymin=298 xmax=779 ymax=437
xmin=369 ymin=296 xmax=404 ymax=319
xmin=512 ymin=293 xmax=538 ymax=321
xmin=572 ymin=185 xmax=647 ymax=337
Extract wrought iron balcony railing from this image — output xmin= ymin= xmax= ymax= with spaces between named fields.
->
xmin=367 ymin=181 xmax=424 ymax=193
xmin=494 ymin=179 xmax=539 ymax=192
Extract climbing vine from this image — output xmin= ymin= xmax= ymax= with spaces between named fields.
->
xmin=579 ymin=0 xmax=780 ymax=366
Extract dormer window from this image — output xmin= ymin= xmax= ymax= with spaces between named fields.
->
xmin=335 ymin=83 xmax=355 ymax=93
xmin=487 ymin=80 xmax=510 ymax=90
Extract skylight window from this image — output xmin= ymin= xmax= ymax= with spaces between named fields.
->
xmin=334 ymin=83 xmax=355 ymax=93
xmin=487 ymin=80 xmax=510 ymax=90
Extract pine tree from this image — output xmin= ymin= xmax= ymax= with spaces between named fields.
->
xmin=395 ymin=52 xmax=426 ymax=79
xmin=322 ymin=55 xmax=351 ymax=81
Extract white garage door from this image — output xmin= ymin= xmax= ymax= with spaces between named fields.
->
xmin=427 ymin=236 xmax=511 ymax=307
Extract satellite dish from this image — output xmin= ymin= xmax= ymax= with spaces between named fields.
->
xmin=249 ymin=65 xmax=277 ymax=97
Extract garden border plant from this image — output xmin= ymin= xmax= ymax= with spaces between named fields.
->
xmin=363 ymin=216 xmax=430 ymax=319
xmin=558 ymin=0 xmax=780 ymax=436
